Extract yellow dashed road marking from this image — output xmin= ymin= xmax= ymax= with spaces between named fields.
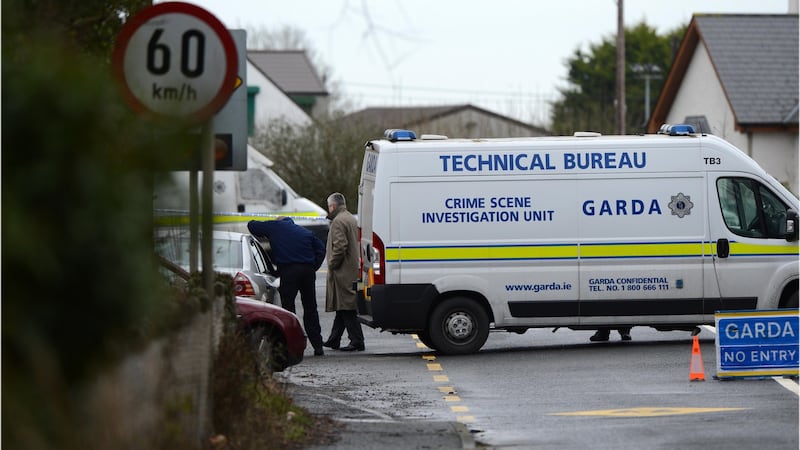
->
xmin=413 ymin=338 xmax=476 ymax=425
xmin=550 ymin=407 xmax=748 ymax=417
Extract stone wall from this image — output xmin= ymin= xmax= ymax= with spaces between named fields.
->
xmin=78 ymin=296 xmax=225 ymax=449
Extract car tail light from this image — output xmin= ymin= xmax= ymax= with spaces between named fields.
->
xmin=233 ymin=272 xmax=256 ymax=297
xmin=372 ymin=232 xmax=385 ymax=285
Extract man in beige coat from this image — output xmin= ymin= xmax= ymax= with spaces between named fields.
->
xmin=322 ymin=193 xmax=365 ymax=351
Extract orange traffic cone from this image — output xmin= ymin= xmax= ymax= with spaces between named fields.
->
xmin=689 ymin=335 xmax=706 ymax=381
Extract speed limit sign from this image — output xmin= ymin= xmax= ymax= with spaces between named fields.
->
xmin=112 ymin=2 xmax=237 ymax=122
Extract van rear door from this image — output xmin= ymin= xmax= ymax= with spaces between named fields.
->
xmin=357 ymin=144 xmax=380 ymax=318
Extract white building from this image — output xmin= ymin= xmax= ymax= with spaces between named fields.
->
xmin=647 ymin=14 xmax=799 ymax=194
xmin=245 ymin=50 xmax=329 ymax=135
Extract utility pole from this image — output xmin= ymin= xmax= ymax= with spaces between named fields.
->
xmin=616 ymin=0 xmax=626 ymax=135
xmin=632 ymin=63 xmax=662 ymax=126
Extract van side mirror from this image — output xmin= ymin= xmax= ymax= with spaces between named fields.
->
xmin=786 ymin=209 xmax=799 ymax=242
xmin=280 ymin=189 xmax=288 ymax=206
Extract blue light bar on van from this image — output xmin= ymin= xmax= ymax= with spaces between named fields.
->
xmin=658 ymin=124 xmax=696 ymax=136
xmin=384 ymin=129 xmax=417 ymax=142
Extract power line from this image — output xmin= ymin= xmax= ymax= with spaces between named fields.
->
xmin=342 ymin=81 xmax=558 ymax=100
xmin=341 ymin=89 xmax=555 ymax=127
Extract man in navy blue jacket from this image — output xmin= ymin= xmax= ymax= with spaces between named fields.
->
xmin=248 ymin=217 xmax=326 ymax=356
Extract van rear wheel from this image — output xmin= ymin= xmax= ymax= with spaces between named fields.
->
xmin=428 ymin=297 xmax=489 ymax=355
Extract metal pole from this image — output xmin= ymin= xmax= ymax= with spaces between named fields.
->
xmin=189 ymin=170 xmax=198 ymax=273
xmin=201 ymin=120 xmax=215 ymax=298
xmin=644 ymin=74 xmax=651 ymax=124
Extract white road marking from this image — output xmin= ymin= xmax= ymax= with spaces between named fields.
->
xmin=312 ymin=392 xmax=395 ymax=420
xmin=772 ymin=377 xmax=800 ymax=395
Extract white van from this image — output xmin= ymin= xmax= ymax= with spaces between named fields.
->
xmin=154 ymin=145 xmax=329 ymax=241
xmin=356 ymin=126 xmax=799 ymax=354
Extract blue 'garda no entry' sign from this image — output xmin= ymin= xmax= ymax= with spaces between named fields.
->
xmin=715 ymin=310 xmax=799 ymax=379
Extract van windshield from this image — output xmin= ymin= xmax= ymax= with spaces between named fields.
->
xmin=240 ymin=169 xmax=283 ymax=206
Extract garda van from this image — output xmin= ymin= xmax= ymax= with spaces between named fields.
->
xmin=356 ymin=126 xmax=800 ymax=354
xmin=154 ymin=144 xmax=328 ymax=241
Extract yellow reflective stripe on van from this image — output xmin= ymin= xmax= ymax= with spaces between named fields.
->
xmin=153 ymin=211 xmax=326 ymax=227
xmin=385 ymin=244 xmax=578 ymax=262
xmin=384 ymin=240 xmax=798 ymax=263
xmin=580 ymin=242 xmax=707 ymax=258
xmin=386 ymin=242 xmax=699 ymax=262
xmin=728 ymin=241 xmax=799 ymax=256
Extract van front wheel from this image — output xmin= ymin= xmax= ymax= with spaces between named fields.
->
xmin=783 ymin=291 xmax=798 ymax=308
xmin=428 ymin=297 xmax=489 ymax=355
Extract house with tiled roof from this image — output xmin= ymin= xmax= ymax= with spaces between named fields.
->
xmin=248 ymin=50 xmax=329 ymax=117
xmin=340 ymin=104 xmax=548 ymax=139
xmin=646 ymin=13 xmax=799 ymax=193
xmin=245 ymin=57 xmax=312 ymax=134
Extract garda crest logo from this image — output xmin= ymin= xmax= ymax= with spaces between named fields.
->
xmin=668 ymin=193 xmax=694 ymax=218
xmin=214 ymin=180 xmax=226 ymax=194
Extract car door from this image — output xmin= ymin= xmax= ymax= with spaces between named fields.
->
xmin=709 ymin=175 xmax=798 ymax=312
xmin=245 ymin=235 xmax=280 ymax=304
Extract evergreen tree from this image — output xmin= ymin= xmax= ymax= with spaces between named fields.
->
xmin=550 ymin=21 xmax=686 ymax=135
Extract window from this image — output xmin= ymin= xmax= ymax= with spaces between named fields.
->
xmin=248 ymin=238 xmax=267 ymax=274
xmin=154 ymin=236 xmax=243 ymax=269
xmin=248 ymin=236 xmax=278 ymax=276
xmin=239 ymin=169 xmax=283 ymax=206
xmin=717 ymin=178 xmax=788 ymax=238
xmin=247 ymin=86 xmax=260 ymax=137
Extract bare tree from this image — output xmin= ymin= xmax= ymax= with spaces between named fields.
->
xmin=245 ymin=24 xmax=353 ymax=113
xmin=252 ymin=119 xmax=373 ymax=210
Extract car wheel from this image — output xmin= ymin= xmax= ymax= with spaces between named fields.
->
xmin=249 ymin=326 xmax=288 ymax=374
xmin=428 ymin=297 xmax=489 ymax=355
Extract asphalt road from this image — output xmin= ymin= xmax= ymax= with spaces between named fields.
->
xmin=277 ymin=268 xmax=799 ymax=449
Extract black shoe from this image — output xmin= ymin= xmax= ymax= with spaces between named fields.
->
xmin=322 ymin=340 xmax=340 ymax=350
xmin=620 ymin=333 xmax=632 ymax=341
xmin=314 ymin=347 xmax=324 ymax=356
xmin=339 ymin=343 xmax=365 ymax=352
xmin=589 ymin=331 xmax=610 ymax=342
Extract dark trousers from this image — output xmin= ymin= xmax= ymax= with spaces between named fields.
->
xmin=326 ymin=310 xmax=364 ymax=346
xmin=278 ymin=264 xmax=323 ymax=349
xmin=595 ymin=327 xmax=631 ymax=337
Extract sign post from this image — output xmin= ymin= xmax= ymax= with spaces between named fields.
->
xmin=716 ymin=310 xmax=799 ymax=379
xmin=113 ymin=2 xmax=237 ymax=296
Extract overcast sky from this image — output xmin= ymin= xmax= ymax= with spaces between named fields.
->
xmin=174 ymin=0 xmax=793 ymax=125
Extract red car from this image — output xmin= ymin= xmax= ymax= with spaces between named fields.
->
xmin=236 ymin=296 xmax=306 ymax=373
xmin=157 ymin=252 xmax=305 ymax=373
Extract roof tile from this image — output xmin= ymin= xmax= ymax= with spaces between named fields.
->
xmin=695 ymin=14 xmax=798 ymax=125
